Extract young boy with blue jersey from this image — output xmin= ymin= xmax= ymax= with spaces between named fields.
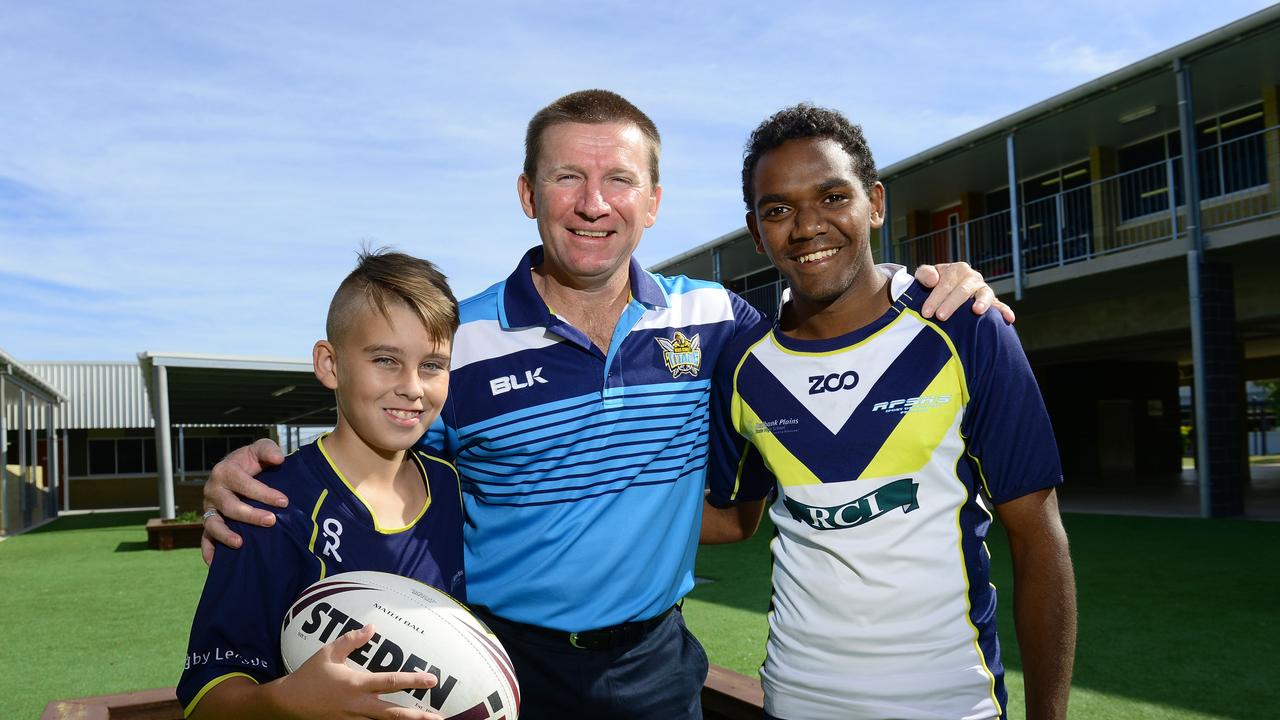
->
xmin=178 ymin=250 xmax=465 ymax=720
xmin=703 ymin=106 xmax=1077 ymax=720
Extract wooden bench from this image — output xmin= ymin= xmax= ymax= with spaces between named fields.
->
xmin=42 ymin=664 xmax=763 ymax=719
xmin=41 ymin=687 xmax=180 ymax=719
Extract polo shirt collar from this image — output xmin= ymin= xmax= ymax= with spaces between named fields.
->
xmin=499 ymin=246 xmax=668 ymax=329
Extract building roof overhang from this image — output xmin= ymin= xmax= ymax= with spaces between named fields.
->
xmin=137 ymin=352 xmax=336 ymax=427
xmin=0 ymin=347 xmax=66 ymax=404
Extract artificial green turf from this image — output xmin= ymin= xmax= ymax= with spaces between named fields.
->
xmin=3 ymin=511 xmax=1277 ymax=719
xmin=0 ymin=511 xmax=206 ymax=718
xmin=684 ymin=513 xmax=1280 ymax=720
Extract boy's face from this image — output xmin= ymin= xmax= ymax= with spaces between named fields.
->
xmin=746 ymin=137 xmax=884 ymax=307
xmin=314 ymin=299 xmax=451 ymax=453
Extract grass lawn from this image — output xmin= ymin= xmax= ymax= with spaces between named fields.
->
xmin=1 ymin=510 xmax=1276 ymax=718
xmin=0 ymin=511 xmax=205 ymax=718
xmin=685 ymin=513 xmax=1280 ymax=720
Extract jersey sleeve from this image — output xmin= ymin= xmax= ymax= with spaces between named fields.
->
xmin=706 ymin=308 xmax=775 ymax=506
xmin=176 ymin=514 xmax=305 ymax=715
xmin=728 ymin=288 xmax=765 ymax=328
xmin=960 ymin=311 xmax=1064 ymax=504
xmin=420 ymin=414 xmax=451 ymax=455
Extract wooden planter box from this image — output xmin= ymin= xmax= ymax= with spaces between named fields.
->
xmin=42 ymin=665 xmax=762 ymax=719
xmin=144 ymin=518 xmax=203 ymax=551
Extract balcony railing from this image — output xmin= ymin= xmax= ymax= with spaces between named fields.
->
xmin=892 ymin=125 xmax=1279 ymax=281
xmin=739 ymin=282 xmax=785 ymax=318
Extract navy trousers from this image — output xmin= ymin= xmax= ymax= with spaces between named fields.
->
xmin=474 ymin=607 xmax=709 ymax=720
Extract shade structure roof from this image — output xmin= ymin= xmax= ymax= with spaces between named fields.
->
xmin=137 ymin=352 xmax=336 ymax=427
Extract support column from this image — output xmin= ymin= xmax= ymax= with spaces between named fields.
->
xmin=47 ymin=401 xmax=58 ymax=519
xmin=1006 ymin=133 xmax=1024 ymax=300
xmin=61 ymin=429 xmax=70 ymax=511
xmin=1179 ymin=58 xmax=1247 ymax=517
xmin=0 ymin=376 xmax=8 ymax=534
xmin=18 ymin=388 xmax=27 ymax=518
xmin=178 ymin=426 xmax=186 ymax=485
xmin=711 ymin=247 xmax=722 ymax=284
xmin=1263 ymin=85 xmax=1280 ymax=214
xmin=153 ymin=364 xmax=176 ymax=519
xmin=1089 ymin=145 xmax=1116 ymax=256
xmin=28 ymin=393 xmax=37 ymax=523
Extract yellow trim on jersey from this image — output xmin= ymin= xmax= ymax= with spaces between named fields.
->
xmin=859 ymin=356 xmax=965 ymax=479
xmin=316 ymin=435 xmax=431 ymax=534
xmin=765 ymin=310 xmax=908 ymax=358
xmin=737 ymin=400 xmax=824 ymax=487
xmin=418 ymin=449 xmax=462 ymax=508
xmin=729 ymin=332 xmax=778 ymax=500
xmin=183 ymin=672 xmax=258 ymax=718
xmin=308 ymin=489 xmax=329 ymax=579
xmin=905 ymin=306 xmax=1000 ymax=712
xmin=952 ymin=486 xmax=1002 ymax=713
xmin=905 ymin=308 xmax=972 ymax=404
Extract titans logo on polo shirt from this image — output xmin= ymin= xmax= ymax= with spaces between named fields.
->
xmin=424 ymin=246 xmax=761 ymax=632
xmin=706 ymin=267 xmax=1062 ymax=720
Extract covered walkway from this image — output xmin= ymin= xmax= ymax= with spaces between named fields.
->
xmin=1 ymin=347 xmax=66 ymax=535
xmin=1057 ymin=462 xmax=1280 ymax=520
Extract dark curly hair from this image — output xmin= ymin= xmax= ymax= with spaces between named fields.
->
xmin=742 ymin=103 xmax=878 ymax=210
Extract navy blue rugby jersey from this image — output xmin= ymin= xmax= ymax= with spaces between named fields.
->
xmin=707 ymin=267 xmax=1063 ymax=720
xmin=177 ymin=437 xmax=464 ymax=716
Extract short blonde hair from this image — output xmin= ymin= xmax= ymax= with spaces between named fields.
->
xmin=326 ymin=248 xmax=459 ymax=346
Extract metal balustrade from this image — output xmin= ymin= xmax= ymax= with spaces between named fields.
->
xmin=891 ymin=125 xmax=1278 ymax=282
xmin=739 ymin=282 xmax=784 ymax=318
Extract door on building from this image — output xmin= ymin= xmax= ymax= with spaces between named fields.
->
xmin=930 ymin=206 xmax=961 ymax=264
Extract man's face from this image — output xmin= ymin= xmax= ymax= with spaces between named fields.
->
xmin=747 ymin=137 xmax=884 ymax=306
xmin=316 ymin=300 xmax=452 ymax=454
xmin=518 ymin=121 xmax=662 ymax=287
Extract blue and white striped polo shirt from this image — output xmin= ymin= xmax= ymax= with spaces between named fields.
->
xmin=424 ymin=246 xmax=761 ymax=631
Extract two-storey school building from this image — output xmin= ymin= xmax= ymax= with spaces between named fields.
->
xmin=653 ymin=6 xmax=1280 ymax=517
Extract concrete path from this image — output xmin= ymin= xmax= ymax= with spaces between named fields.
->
xmin=1056 ymin=463 xmax=1280 ymax=521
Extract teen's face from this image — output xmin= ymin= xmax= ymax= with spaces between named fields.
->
xmin=316 ymin=300 xmax=451 ymax=453
xmin=518 ymin=121 xmax=662 ymax=287
xmin=747 ymin=137 xmax=884 ymax=306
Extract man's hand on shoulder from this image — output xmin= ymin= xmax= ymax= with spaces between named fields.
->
xmin=201 ymin=438 xmax=288 ymax=565
xmin=913 ymin=262 xmax=1016 ymax=324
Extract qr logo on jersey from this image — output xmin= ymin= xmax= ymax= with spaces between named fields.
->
xmin=655 ymin=331 xmax=703 ymax=378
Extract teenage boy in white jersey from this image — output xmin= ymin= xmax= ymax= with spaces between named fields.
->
xmin=197 ymin=91 xmax=1014 ymax=720
xmin=703 ymin=105 xmax=1077 ymax=720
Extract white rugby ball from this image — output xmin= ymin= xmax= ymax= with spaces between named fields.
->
xmin=281 ymin=570 xmax=519 ymax=720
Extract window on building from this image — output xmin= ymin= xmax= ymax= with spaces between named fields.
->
xmin=86 ymin=437 xmax=157 ymax=475
xmin=1117 ymin=102 xmax=1267 ymax=221
xmin=1016 ymin=161 xmax=1092 ymax=267
xmin=85 ymin=434 xmax=254 ymax=476
xmin=1202 ymin=104 xmax=1266 ymax=197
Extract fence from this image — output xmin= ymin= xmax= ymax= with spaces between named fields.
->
xmin=892 ymin=125 xmax=1279 ymax=281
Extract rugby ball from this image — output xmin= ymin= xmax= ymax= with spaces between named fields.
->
xmin=281 ymin=570 xmax=519 ymax=720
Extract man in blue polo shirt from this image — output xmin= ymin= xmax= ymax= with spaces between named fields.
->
xmin=202 ymin=90 xmax=1010 ymax=719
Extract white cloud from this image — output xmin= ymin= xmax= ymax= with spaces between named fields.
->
xmin=1 ymin=0 xmax=1274 ymax=360
xmin=1039 ymin=40 xmax=1133 ymax=78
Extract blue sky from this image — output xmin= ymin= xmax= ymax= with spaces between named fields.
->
xmin=1 ymin=1 xmax=1273 ymax=361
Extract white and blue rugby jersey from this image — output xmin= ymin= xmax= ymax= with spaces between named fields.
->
xmin=177 ymin=438 xmax=465 ymax=716
xmin=424 ymin=246 xmax=760 ymax=631
xmin=707 ymin=268 xmax=1062 ymax=720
